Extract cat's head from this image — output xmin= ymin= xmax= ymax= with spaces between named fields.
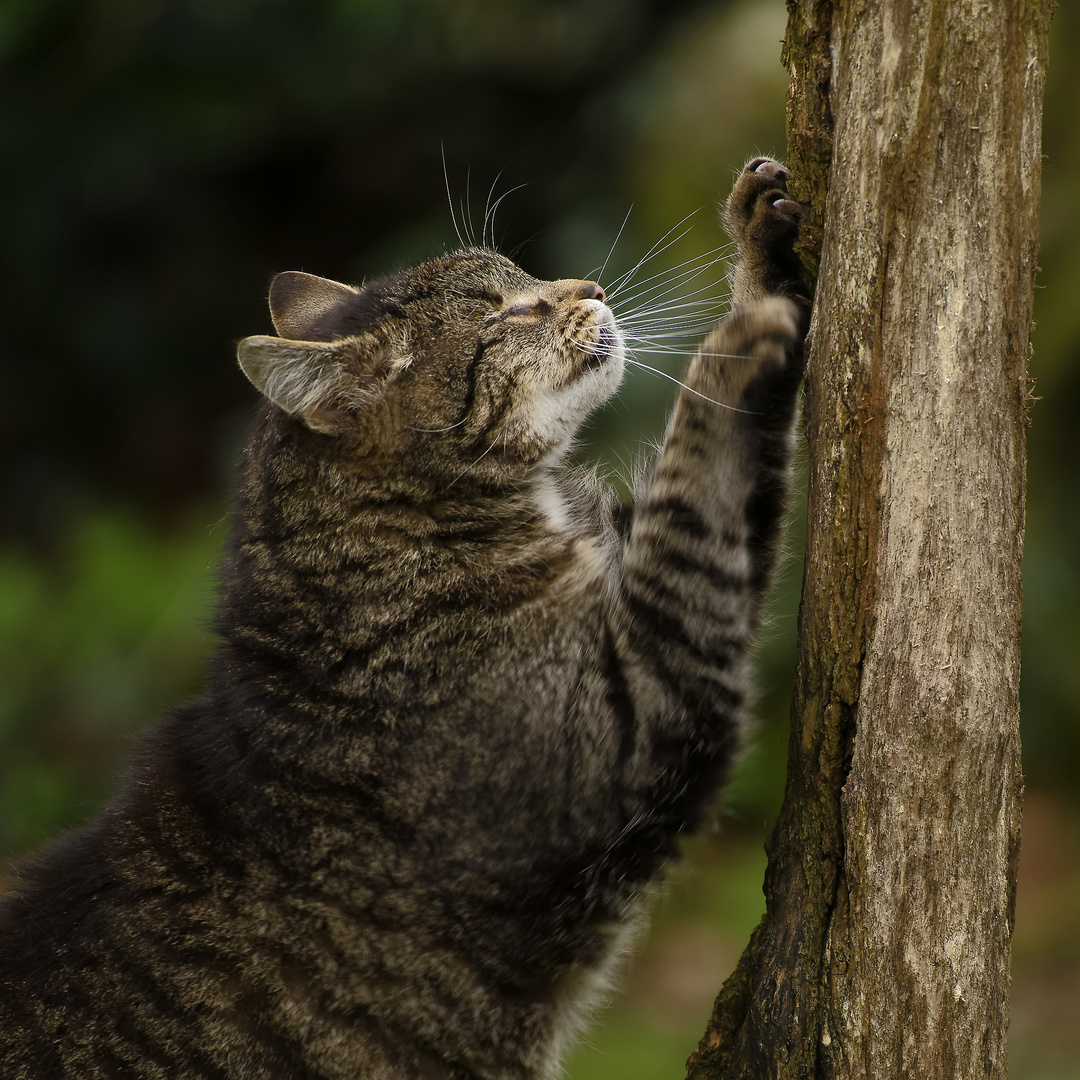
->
xmin=237 ymin=248 xmax=625 ymax=482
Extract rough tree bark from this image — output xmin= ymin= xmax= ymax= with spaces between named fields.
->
xmin=685 ymin=1 xmax=1053 ymax=1077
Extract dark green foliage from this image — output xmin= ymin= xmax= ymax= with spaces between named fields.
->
xmin=0 ymin=513 xmax=220 ymax=856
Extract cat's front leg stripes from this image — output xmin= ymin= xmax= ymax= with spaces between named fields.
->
xmin=604 ymin=295 xmax=802 ymax=835
xmin=621 ymin=299 xmax=800 ymax=663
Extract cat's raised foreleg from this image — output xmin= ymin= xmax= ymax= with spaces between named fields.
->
xmin=601 ymin=158 xmax=808 ymax=840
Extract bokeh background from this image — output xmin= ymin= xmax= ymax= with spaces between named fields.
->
xmin=1 ymin=1 xmax=1077 ymax=1076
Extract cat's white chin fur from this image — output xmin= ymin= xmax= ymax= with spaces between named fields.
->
xmin=530 ymin=353 xmax=625 ymax=456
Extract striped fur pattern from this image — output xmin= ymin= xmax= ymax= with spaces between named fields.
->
xmin=0 ymin=159 xmax=808 ymax=1080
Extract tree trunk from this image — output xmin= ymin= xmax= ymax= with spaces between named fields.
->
xmin=686 ymin=1 xmax=1053 ymax=1076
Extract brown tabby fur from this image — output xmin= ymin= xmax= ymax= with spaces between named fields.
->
xmin=0 ymin=159 xmax=808 ymax=1080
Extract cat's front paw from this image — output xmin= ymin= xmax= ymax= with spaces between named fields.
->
xmin=702 ymin=295 xmax=803 ymax=402
xmin=724 ymin=158 xmax=800 ymax=253
xmin=723 ymin=158 xmax=807 ymax=305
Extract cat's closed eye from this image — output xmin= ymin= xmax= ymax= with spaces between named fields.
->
xmin=504 ymin=297 xmax=552 ymax=318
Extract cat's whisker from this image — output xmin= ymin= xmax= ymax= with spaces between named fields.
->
xmin=616 ymin=295 xmax=725 ymax=326
xmin=442 ymin=145 xmax=468 ymax=248
xmin=481 ymin=167 xmax=508 ymax=250
xmin=615 ymin=301 xmax=725 ymax=333
xmin=618 ymin=303 xmax=725 ymax=330
xmin=619 ymin=323 xmax=721 ymax=344
xmin=601 ymin=217 xmax=731 ymax=316
xmin=608 ymin=324 xmax=692 ymax=348
xmin=622 ymin=356 xmax=761 ymax=414
xmin=569 ymin=338 xmax=750 ymax=403
xmin=483 ymin=184 xmax=527 ymax=250
xmin=620 ymin=327 xmax=719 ymax=351
xmin=593 ymin=204 xmax=635 ymax=286
xmin=620 ymin=340 xmax=700 ymax=356
xmin=607 ymin=246 xmax=730 ymax=309
xmin=616 ymin=287 xmax=728 ymax=325
xmin=405 ymin=417 xmax=469 ymax=434
xmin=613 ymin=255 xmax=729 ymax=302
xmin=602 ymin=210 xmax=705 ymax=299
xmin=634 ymin=343 xmax=763 ymax=363
xmin=611 ymin=291 xmax=726 ymax=337
xmin=602 ymin=231 xmax=695 ymax=301
xmin=616 ymin=320 xmax=724 ymax=349
xmin=619 ymin=320 xmax=760 ymax=357
xmin=447 ymin=432 xmax=504 ymax=488
xmin=610 ymin=263 xmax=729 ymax=322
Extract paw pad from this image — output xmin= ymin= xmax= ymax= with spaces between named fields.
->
xmin=751 ymin=158 xmax=788 ymax=185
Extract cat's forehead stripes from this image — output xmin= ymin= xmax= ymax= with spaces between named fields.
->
xmin=302 ymin=250 xmax=545 ymax=338
xmin=380 ymin=250 xmax=534 ymax=292
xmin=269 ymin=248 xmax=603 ymax=348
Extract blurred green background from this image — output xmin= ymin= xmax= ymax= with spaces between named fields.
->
xmin=1 ymin=1 xmax=1077 ymax=1076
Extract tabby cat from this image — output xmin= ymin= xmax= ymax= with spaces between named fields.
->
xmin=0 ymin=158 xmax=807 ymax=1080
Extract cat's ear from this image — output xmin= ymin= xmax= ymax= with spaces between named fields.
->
xmin=237 ymin=335 xmax=384 ymax=435
xmin=269 ymin=271 xmax=360 ymax=341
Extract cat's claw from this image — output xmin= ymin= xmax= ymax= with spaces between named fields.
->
xmin=769 ymin=196 xmax=801 ymax=219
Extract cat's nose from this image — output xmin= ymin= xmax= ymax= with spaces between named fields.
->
xmin=553 ymin=279 xmax=608 ymax=304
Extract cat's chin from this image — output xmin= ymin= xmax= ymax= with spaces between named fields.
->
xmin=581 ymin=326 xmax=619 ymax=370
xmin=577 ymin=338 xmax=626 ymax=409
